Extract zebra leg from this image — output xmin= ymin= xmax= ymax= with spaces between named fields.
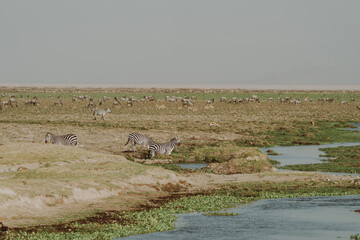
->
xmin=150 ymin=150 xmax=155 ymax=158
xmin=132 ymin=141 xmax=136 ymax=152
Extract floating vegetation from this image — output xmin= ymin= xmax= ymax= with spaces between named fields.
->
xmin=203 ymin=212 xmax=239 ymax=216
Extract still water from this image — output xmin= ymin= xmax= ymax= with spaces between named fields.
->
xmin=261 ymin=142 xmax=360 ymax=166
xmin=120 ymin=195 xmax=360 ymax=240
xmin=175 ymin=163 xmax=207 ymax=170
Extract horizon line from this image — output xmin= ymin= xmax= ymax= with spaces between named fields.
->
xmin=1 ymin=83 xmax=360 ymax=91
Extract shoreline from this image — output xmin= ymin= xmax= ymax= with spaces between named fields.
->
xmin=4 ymin=175 xmax=360 ymax=239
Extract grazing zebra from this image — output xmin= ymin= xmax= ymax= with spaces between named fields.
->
xmin=45 ymin=132 xmax=78 ymax=146
xmin=149 ymin=137 xmax=180 ymax=158
xmin=125 ymin=133 xmax=155 ymax=152
xmin=93 ymin=108 xmax=111 ymax=120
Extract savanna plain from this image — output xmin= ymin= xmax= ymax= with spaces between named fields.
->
xmin=1 ymin=86 xmax=360 ymax=239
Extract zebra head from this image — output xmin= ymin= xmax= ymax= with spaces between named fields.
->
xmin=172 ymin=136 xmax=181 ymax=145
xmin=44 ymin=132 xmax=53 ymax=143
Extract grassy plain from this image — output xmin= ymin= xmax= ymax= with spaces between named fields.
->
xmin=1 ymin=86 xmax=360 ymax=239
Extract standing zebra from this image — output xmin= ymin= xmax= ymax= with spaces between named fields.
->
xmin=93 ymin=108 xmax=111 ymax=120
xmin=125 ymin=133 xmax=155 ymax=152
xmin=45 ymin=132 xmax=78 ymax=146
xmin=149 ymin=137 xmax=180 ymax=158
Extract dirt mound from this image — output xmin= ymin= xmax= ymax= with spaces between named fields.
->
xmin=205 ymin=155 xmax=275 ymax=175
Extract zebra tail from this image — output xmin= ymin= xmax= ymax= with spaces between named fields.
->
xmin=125 ymin=138 xmax=130 ymax=146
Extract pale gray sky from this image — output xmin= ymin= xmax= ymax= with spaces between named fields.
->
xmin=1 ymin=0 xmax=359 ymax=87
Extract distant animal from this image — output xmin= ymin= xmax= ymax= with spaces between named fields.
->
xmin=54 ymin=99 xmax=63 ymax=107
xmin=93 ymin=108 xmax=111 ymax=120
xmin=182 ymin=99 xmax=193 ymax=107
xmin=149 ymin=137 xmax=180 ymax=158
xmin=209 ymin=122 xmax=220 ymax=127
xmin=25 ymin=99 xmax=39 ymax=106
xmin=2 ymin=100 xmax=13 ymax=107
xmin=206 ymin=98 xmax=215 ymax=105
xmin=45 ymin=132 xmax=78 ymax=146
xmin=125 ymin=133 xmax=155 ymax=152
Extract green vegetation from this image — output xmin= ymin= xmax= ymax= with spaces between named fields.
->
xmin=281 ymin=145 xmax=360 ymax=173
xmin=4 ymin=180 xmax=360 ymax=240
xmin=351 ymin=234 xmax=360 ymax=240
xmin=268 ymin=159 xmax=281 ymax=166
xmin=234 ymin=121 xmax=360 ymax=147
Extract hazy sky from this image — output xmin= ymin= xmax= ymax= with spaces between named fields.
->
xmin=1 ymin=0 xmax=360 ymax=87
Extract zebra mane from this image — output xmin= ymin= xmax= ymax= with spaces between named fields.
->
xmin=170 ymin=136 xmax=180 ymax=143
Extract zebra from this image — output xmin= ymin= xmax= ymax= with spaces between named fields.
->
xmin=93 ymin=108 xmax=111 ymax=120
xmin=45 ymin=132 xmax=78 ymax=146
xmin=125 ymin=133 xmax=155 ymax=152
xmin=149 ymin=137 xmax=180 ymax=158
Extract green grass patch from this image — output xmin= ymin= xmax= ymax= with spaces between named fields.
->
xmin=236 ymin=121 xmax=360 ymax=147
xmin=351 ymin=234 xmax=360 ymax=240
xmin=268 ymin=159 xmax=281 ymax=166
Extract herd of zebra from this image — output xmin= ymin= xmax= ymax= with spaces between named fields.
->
xmin=44 ymin=132 xmax=180 ymax=159
xmin=1 ymin=93 xmax=358 ymax=112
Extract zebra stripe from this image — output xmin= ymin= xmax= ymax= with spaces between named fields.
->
xmin=125 ymin=133 xmax=155 ymax=152
xmin=149 ymin=137 xmax=180 ymax=158
xmin=45 ymin=132 xmax=78 ymax=146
